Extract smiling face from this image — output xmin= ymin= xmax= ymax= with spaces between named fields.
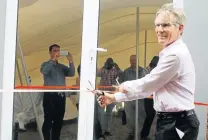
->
xmin=154 ymin=11 xmax=184 ymax=48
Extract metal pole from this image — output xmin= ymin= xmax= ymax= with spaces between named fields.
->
xmin=16 ymin=56 xmax=24 ymax=124
xmin=16 ymin=59 xmax=23 ymax=86
xmin=17 ymin=35 xmax=44 ymax=140
xmin=135 ymin=7 xmax=140 ymax=140
xmin=144 ymin=30 xmax=147 ymax=67
xmin=13 ymin=122 xmax=19 ymax=140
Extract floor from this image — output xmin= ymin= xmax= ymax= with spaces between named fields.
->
xmin=16 ymin=114 xmax=156 ymax=140
xmin=15 ymin=110 xmax=208 ymax=140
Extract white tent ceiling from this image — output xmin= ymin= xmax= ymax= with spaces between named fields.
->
xmin=15 ymin=0 xmax=171 ymax=86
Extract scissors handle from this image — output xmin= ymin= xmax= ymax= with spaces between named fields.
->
xmin=88 ymin=88 xmax=104 ymax=97
xmin=112 ymin=85 xmax=119 ymax=88
xmin=95 ymin=90 xmax=105 ymax=97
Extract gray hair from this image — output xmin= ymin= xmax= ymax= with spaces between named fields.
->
xmin=156 ymin=3 xmax=186 ymax=26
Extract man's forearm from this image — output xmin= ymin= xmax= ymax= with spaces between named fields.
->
xmin=68 ymin=62 xmax=75 ymax=76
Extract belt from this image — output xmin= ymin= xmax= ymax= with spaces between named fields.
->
xmin=156 ymin=109 xmax=195 ymax=120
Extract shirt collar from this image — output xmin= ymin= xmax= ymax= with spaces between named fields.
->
xmin=49 ymin=59 xmax=58 ymax=65
xmin=159 ymin=37 xmax=183 ymax=57
xmin=129 ymin=66 xmax=141 ymax=72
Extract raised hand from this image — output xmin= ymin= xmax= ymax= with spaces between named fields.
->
xmin=67 ymin=52 xmax=73 ymax=63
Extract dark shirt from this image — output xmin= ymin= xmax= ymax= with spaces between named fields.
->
xmin=97 ymin=67 xmax=122 ymax=91
xmin=119 ymin=66 xmax=145 ymax=83
xmin=40 ymin=60 xmax=75 ymax=87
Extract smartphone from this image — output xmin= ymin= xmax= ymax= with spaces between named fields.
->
xmin=60 ymin=50 xmax=68 ymax=56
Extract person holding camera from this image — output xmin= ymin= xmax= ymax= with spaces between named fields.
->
xmin=40 ymin=44 xmax=75 ymax=140
xmin=95 ymin=58 xmax=122 ymax=139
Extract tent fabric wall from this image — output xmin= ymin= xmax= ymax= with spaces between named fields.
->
xmin=15 ymin=29 xmax=161 ymax=87
xmin=13 ymin=92 xmax=43 ymax=130
xmin=13 ymin=92 xmax=78 ymax=130
xmin=15 ymin=2 xmax=167 ymax=87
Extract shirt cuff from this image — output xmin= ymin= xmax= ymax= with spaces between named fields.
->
xmin=114 ymin=92 xmax=128 ymax=102
xmin=69 ymin=60 xmax=74 ymax=63
xmin=120 ymin=81 xmax=136 ymax=94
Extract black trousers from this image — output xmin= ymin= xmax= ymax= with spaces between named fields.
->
xmin=156 ymin=110 xmax=200 ymax=140
xmin=141 ymin=98 xmax=155 ymax=138
xmin=93 ymin=100 xmax=102 ymax=139
xmin=42 ymin=92 xmax=66 ymax=140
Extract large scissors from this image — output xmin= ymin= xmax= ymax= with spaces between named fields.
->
xmin=87 ymin=80 xmax=105 ymax=98
xmin=87 ymin=80 xmax=117 ymax=98
xmin=111 ymin=77 xmax=121 ymax=90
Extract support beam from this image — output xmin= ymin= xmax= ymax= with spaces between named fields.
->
xmin=17 ymin=35 xmax=44 ymax=140
xmin=174 ymin=0 xmax=208 ymax=139
xmin=135 ymin=6 xmax=140 ymax=140
xmin=0 ymin=0 xmax=18 ymax=139
xmin=16 ymin=59 xmax=23 ymax=86
xmin=144 ymin=30 xmax=147 ymax=67
xmin=77 ymin=0 xmax=100 ymax=139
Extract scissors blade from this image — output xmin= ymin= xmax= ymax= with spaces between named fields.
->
xmin=87 ymin=81 xmax=104 ymax=97
xmin=115 ymin=77 xmax=120 ymax=86
xmin=88 ymin=80 xmax=93 ymax=89
xmin=112 ymin=85 xmax=119 ymax=89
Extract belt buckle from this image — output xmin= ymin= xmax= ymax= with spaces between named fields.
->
xmin=157 ymin=112 xmax=166 ymax=119
xmin=187 ymin=110 xmax=194 ymax=116
xmin=160 ymin=114 xmax=166 ymax=119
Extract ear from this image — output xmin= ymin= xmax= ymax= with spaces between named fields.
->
xmin=179 ymin=24 xmax=184 ymax=31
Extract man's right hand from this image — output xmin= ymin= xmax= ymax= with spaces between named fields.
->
xmin=97 ymin=92 xmax=116 ymax=108
xmin=51 ymin=53 xmax=59 ymax=61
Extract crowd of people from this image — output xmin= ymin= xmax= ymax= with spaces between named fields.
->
xmin=40 ymin=41 xmax=158 ymax=140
